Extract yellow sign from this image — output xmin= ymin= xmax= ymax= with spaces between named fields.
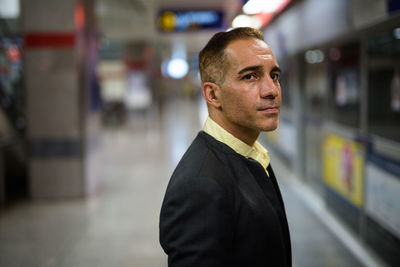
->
xmin=322 ymin=134 xmax=365 ymax=207
xmin=158 ymin=11 xmax=177 ymax=32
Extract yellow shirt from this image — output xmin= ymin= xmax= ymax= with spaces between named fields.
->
xmin=203 ymin=117 xmax=270 ymax=176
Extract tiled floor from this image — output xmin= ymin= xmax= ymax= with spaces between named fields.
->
xmin=0 ymin=98 xmax=368 ymax=267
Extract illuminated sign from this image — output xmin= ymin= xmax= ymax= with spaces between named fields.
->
xmin=157 ymin=10 xmax=224 ymax=32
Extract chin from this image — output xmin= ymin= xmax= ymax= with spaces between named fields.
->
xmin=264 ymin=126 xmax=277 ymax=132
xmin=259 ymin=119 xmax=278 ymax=132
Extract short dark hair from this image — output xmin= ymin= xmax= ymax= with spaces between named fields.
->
xmin=199 ymin=27 xmax=264 ymax=85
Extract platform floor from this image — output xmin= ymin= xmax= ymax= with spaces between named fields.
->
xmin=0 ymin=98 xmax=375 ymax=267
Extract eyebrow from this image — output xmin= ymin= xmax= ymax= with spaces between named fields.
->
xmin=237 ymin=65 xmax=281 ymax=75
xmin=238 ymin=65 xmax=263 ymax=75
xmin=271 ymin=66 xmax=281 ymax=73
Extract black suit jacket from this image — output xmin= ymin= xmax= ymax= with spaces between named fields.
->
xmin=160 ymin=131 xmax=291 ymax=267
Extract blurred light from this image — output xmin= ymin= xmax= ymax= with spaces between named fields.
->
xmin=74 ymin=4 xmax=85 ymax=29
xmin=305 ymin=49 xmax=325 ymax=64
xmin=0 ymin=0 xmax=19 ymax=18
xmin=6 ymin=44 xmax=20 ymax=62
xmin=167 ymin=58 xmax=189 ymax=79
xmin=394 ymin=27 xmax=400 ymax=39
xmin=166 ymin=37 xmax=188 ymax=79
xmin=232 ymin=14 xmax=261 ymax=29
xmin=243 ymin=0 xmax=285 ymax=15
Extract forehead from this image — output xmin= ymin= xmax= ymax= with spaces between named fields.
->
xmin=224 ymin=38 xmax=277 ymax=69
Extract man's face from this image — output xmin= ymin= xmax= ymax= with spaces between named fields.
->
xmin=216 ymin=38 xmax=281 ymax=142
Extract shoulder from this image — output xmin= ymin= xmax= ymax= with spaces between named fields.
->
xmin=169 ymin=132 xmax=239 ymax=189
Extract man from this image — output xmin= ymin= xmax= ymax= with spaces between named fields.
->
xmin=159 ymin=27 xmax=291 ymax=267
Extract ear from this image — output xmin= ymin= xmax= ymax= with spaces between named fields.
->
xmin=202 ymin=82 xmax=221 ymax=109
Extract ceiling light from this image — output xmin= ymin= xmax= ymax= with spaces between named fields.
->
xmin=167 ymin=58 xmax=189 ymax=79
xmin=232 ymin=15 xmax=261 ymax=29
xmin=394 ymin=27 xmax=400 ymax=39
xmin=0 ymin=0 xmax=20 ymax=18
xmin=243 ymin=0 xmax=285 ymax=15
xmin=305 ymin=50 xmax=324 ymax=64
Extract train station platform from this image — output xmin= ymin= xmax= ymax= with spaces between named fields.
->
xmin=0 ymin=98 xmax=388 ymax=267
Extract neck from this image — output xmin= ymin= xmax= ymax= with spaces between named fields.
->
xmin=209 ymin=113 xmax=259 ymax=146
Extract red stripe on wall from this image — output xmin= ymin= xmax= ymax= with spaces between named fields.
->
xmin=126 ymin=61 xmax=147 ymax=70
xmin=24 ymin=32 xmax=76 ymax=49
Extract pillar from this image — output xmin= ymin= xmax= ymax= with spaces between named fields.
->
xmin=22 ymin=0 xmax=100 ymax=198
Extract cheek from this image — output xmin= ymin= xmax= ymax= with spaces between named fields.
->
xmin=220 ymin=84 xmax=256 ymax=116
xmin=224 ymin=92 xmax=250 ymax=113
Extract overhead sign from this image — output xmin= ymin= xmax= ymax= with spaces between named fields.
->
xmin=157 ymin=10 xmax=224 ymax=32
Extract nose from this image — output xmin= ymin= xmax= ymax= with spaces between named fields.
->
xmin=260 ymin=75 xmax=279 ymax=99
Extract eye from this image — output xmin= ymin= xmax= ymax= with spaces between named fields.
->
xmin=270 ymin=72 xmax=280 ymax=81
xmin=242 ymin=73 xmax=257 ymax=80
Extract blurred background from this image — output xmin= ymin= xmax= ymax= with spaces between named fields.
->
xmin=0 ymin=0 xmax=399 ymax=266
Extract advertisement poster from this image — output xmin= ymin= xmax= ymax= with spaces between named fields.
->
xmin=322 ymin=134 xmax=365 ymax=208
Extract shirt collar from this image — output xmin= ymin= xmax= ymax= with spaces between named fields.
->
xmin=203 ymin=117 xmax=270 ymax=170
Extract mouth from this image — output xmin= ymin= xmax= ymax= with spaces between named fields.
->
xmin=257 ymin=106 xmax=280 ymax=114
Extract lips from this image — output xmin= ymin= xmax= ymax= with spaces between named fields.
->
xmin=257 ymin=106 xmax=280 ymax=114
